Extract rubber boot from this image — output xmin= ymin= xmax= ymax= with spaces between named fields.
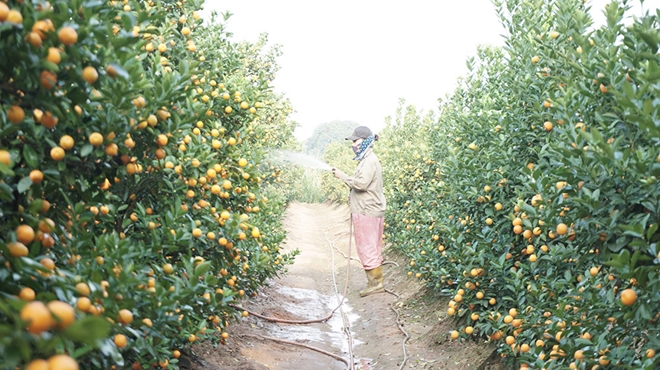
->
xmin=359 ymin=266 xmax=385 ymax=297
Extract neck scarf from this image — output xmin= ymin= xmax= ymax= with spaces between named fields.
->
xmin=353 ymin=134 xmax=374 ymax=161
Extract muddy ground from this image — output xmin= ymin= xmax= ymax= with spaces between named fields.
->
xmin=187 ymin=202 xmax=507 ymax=370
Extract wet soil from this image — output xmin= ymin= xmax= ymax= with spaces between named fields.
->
xmin=188 ymin=202 xmax=507 ymax=370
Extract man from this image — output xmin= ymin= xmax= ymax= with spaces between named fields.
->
xmin=332 ymin=126 xmax=387 ymax=297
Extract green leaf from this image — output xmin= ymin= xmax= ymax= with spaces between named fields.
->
xmin=638 ymin=28 xmax=659 ymax=53
xmin=636 ymin=303 xmax=652 ymax=320
xmin=0 ymin=182 xmax=14 ymax=201
xmin=575 ymin=338 xmax=592 ymax=346
xmin=80 ymin=144 xmax=93 ymax=157
xmin=42 ymin=61 xmax=60 ymax=72
xmin=106 ymin=63 xmax=129 ymax=79
xmin=17 ymin=177 xmax=33 ymax=193
xmin=631 ymin=250 xmax=643 ymax=269
xmin=23 ymin=146 xmax=39 ymax=168
xmin=621 ymin=224 xmax=644 ymax=238
xmin=100 ymin=339 xmax=125 ymax=366
xmin=28 ymin=199 xmax=44 ymax=213
xmin=121 ymin=12 xmax=137 ymax=31
xmin=645 ymin=59 xmax=660 ymax=81
xmin=82 ymin=0 xmax=105 ymax=7
xmin=621 ymin=80 xmax=634 ymax=99
xmin=43 ymin=168 xmax=60 ymax=177
xmin=606 ymin=248 xmax=631 ymax=268
xmin=72 ymin=344 xmax=95 ymax=358
xmin=194 ymin=261 xmax=211 ymax=277
xmin=0 ymin=163 xmax=15 ymax=176
xmin=64 ymin=316 xmax=111 ymax=343
xmin=647 ymin=224 xmax=658 ymax=241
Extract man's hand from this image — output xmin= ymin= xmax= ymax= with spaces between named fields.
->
xmin=331 ymin=167 xmax=346 ymax=179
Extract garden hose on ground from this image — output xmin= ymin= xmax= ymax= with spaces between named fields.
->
xmin=230 ymin=215 xmax=408 ymax=370
xmin=228 ymin=217 xmax=355 ymax=369
xmin=326 ymin=218 xmax=356 ymax=369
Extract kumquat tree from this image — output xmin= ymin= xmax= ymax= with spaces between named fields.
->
xmin=380 ymin=0 xmax=660 ymax=369
xmin=3 ymin=0 xmax=660 ymax=368
xmin=0 ymin=0 xmax=297 ymax=369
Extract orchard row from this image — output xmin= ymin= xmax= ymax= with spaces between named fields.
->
xmin=0 ymin=0 xmax=297 ymax=369
xmin=376 ymin=1 xmax=659 ymax=369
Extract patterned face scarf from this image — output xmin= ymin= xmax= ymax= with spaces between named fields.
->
xmin=353 ymin=134 xmax=374 ymax=161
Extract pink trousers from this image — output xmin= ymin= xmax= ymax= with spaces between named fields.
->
xmin=352 ymin=213 xmax=384 ymax=270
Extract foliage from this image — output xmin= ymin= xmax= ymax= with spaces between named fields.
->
xmin=381 ymin=0 xmax=660 ymax=369
xmin=321 ymin=140 xmax=356 ymax=204
xmin=379 ymin=99 xmax=436 ymax=214
xmin=0 ymin=1 xmax=295 ymax=368
xmin=304 ymin=119 xmax=359 ymax=158
xmin=288 ymin=168 xmax=325 ymax=203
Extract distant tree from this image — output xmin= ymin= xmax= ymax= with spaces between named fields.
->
xmin=304 ymin=120 xmax=359 ymax=158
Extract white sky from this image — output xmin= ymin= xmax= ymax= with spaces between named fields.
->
xmin=202 ymin=0 xmax=660 ymax=141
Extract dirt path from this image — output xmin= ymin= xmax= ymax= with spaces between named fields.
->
xmin=190 ymin=202 xmax=505 ymax=370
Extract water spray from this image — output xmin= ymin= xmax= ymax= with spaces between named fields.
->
xmin=268 ymin=149 xmax=333 ymax=171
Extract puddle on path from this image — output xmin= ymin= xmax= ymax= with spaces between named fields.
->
xmin=264 ymin=284 xmax=363 ymax=354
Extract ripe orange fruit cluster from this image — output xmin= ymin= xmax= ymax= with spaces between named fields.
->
xmin=20 ymin=300 xmax=75 ymax=334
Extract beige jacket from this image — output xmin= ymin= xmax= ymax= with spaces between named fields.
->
xmin=338 ymin=148 xmax=387 ymax=218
